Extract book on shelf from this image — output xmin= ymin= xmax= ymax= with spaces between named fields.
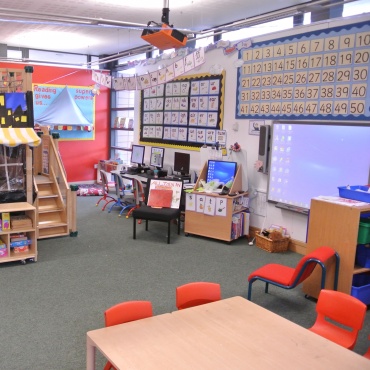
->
xmin=10 ymin=239 xmax=31 ymax=247
xmin=10 ymin=236 xmax=28 ymax=242
xmin=2 ymin=213 xmax=10 ymax=230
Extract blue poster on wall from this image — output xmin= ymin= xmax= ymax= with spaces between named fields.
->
xmin=33 ymin=84 xmax=95 ymax=140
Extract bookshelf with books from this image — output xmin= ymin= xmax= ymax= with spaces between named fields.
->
xmin=184 ymin=164 xmax=249 ymax=243
xmin=0 ymin=202 xmax=37 ymax=264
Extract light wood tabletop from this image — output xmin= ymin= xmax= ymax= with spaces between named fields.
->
xmin=86 ymin=296 xmax=370 ymax=369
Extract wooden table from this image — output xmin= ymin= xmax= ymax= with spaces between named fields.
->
xmin=86 ymin=296 xmax=369 ymax=369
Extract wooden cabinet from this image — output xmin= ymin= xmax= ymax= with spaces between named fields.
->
xmin=184 ymin=164 xmax=249 ymax=242
xmin=302 ymin=198 xmax=370 ymax=299
xmin=0 ymin=202 xmax=37 ymax=264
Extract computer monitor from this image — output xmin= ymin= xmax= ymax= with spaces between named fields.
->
xmin=174 ymin=152 xmax=190 ymax=176
xmin=206 ymin=160 xmax=237 ymax=186
xmin=130 ymin=144 xmax=145 ymax=167
xmin=149 ymin=147 xmax=165 ymax=169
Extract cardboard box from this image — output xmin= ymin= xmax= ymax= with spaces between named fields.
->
xmin=2 ymin=213 xmax=10 ymax=230
xmin=0 ymin=247 xmax=8 ymax=258
xmin=12 ymin=245 xmax=29 ymax=254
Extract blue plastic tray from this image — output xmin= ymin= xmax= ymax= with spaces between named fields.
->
xmin=338 ymin=185 xmax=370 ymax=203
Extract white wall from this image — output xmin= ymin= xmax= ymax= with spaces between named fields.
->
xmin=133 ymin=13 xmax=370 ymax=243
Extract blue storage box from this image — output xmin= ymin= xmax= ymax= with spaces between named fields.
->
xmin=351 ymin=273 xmax=370 ymax=305
xmin=356 ymin=244 xmax=370 ymax=267
xmin=338 ymin=185 xmax=370 ymax=203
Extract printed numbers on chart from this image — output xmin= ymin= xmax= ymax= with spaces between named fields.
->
xmin=350 ymin=101 xmax=365 ymax=114
xmin=334 ymin=102 xmax=348 ymax=115
xmin=238 ymin=28 xmax=370 ymax=119
xmin=351 ymin=84 xmax=367 ymax=98
xmin=305 ymin=102 xmax=318 ymax=114
xmin=335 ymin=85 xmax=350 ymax=98
xmin=356 ymin=32 xmax=370 ymax=47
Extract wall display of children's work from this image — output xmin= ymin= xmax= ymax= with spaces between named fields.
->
xmin=236 ymin=20 xmax=370 ymax=120
xmin=140 ymin=72 xmax=225 ymax=149
xmin=0 ymin=92 xmax=31 ymax=127
xmin=32 ymin=84 xmax=95 ymax=140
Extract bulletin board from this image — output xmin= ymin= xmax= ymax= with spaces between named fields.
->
xmin=140 ymin=72 xmax=225 ymax=149
xmin=236 ymin=20 xmax=370 ymax=121
xmin=33 ymin=84 xmax=95 ymax=140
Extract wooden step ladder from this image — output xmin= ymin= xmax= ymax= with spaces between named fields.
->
xmin=33 ymin=129 xmax=77 ymax=239
xmin=35 ymin=174 xmax=69 ymax=239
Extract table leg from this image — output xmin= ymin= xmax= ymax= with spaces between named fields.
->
xmin=86 ymin=336 xmax=96 ymax=370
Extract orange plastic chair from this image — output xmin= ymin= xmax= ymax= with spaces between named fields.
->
xmin=176 ymin=282 xmax=221 ymax=310
xmin=96 ymin=170 xmax=116 ymax=211
xmin=309 ymin=289 xmax=367 ymax=350
xmin=126 ymin=177 xmax=145 ymax=219
xmin=247 ymin=246 xmax=340 ymax=301
xmin=103 ymin=300 xmax=153 ymax=370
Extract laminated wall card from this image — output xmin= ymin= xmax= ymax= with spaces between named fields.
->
xmin=196 ymin=194 xmax=205 ymax=213
xmin=215 ymin=198 xmax=228 ymax=217
xmin=185 ymin=193 xmax=196 ymax=211
xmin=203 ymin=196 xmax=216 ymax=216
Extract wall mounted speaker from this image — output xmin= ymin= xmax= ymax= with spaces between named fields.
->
xmin=258 ymin=125 xmax=270 ymax=174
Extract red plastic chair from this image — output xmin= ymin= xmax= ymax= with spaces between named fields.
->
xmin=103 ymin=300 xmax=153 ymax=370
xmin=247 ymin=246 xmax=340 ymax=301
xmin=96 ymin=170 xmax=116 ymax=211
xmin=126 ymin=177 xmax=145 ymax=219
xmin=309 ymin=289 xmax=367 ymax=350
xmin=176 ymin=282 xmax=221 ymax=310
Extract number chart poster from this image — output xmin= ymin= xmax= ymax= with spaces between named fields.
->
xmin=33 ymin=84 xmax=95 ymax=140
xmin=236 ymin=20 xmax=370 ymax=121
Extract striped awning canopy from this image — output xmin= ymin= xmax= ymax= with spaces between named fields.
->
xmin=0 ymin=128 xmax=41 ymax=147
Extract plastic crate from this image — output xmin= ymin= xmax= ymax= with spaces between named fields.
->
xmin=355 ymin=244 xmax=370 ymax=268
xmin=338 ymin=185 xmax=370 ymax=203
xmin=358 ymin=218 xmax=370 ymax=245
xmin=351 ymin=273 xmax=370 ymax=305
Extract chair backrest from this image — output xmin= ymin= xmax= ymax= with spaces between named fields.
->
xmin=176 ymin=282 xmax=221 ymax=310
xmin=104 ymin=300 xmax=153 ymax=327
xmin=315 ymin=289 xmax=366 ymax=331
xmin=100 ymin=170 xmax=110 ymax=193
xmin=288 ymin=246 xmax=337 ymax=287
xmin=112 ymin=172 xmax=124 ymax=197
xmin=132 ymin=178 xmax=145 ymax=206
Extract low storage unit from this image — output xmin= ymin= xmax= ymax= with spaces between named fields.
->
xmin=0 ymin=202 xmax=37 ymax=264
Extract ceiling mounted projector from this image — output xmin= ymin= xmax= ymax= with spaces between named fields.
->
xmin=141 ymin=22 xmax=187 ymax=50
xmin=141 ymin=1 xmax=187 ymax=50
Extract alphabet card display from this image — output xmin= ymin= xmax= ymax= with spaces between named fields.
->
xmin=140 ymin=72 xmax=225 ymax=149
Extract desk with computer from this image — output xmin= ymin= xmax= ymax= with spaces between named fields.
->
xmin=121 ymin=145 xmax=192 ymax=184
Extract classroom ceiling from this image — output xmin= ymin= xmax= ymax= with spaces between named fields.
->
xmin=0 ymin=0 xmax=329 ymax=58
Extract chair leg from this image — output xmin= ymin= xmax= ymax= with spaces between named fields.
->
xmin=334 ymin=252 xmax=340 ymax=291
xmin=133 ymin=218 xmax=136 ymax=239
xmin=247 ymin=281 xmax=253 ymax=301
xmin=167 ymin=221 xmax=171 ymax=244
xmin=265 ymin=282 xmax=269 ymax=294
xmin=177 ymin=216 xmax=181 ymax=235
xmin=145 ymin=220 xmax=149 ymax=231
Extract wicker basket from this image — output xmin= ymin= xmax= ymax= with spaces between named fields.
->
xmin=255 ymin=233 xmax=290 ymax=253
